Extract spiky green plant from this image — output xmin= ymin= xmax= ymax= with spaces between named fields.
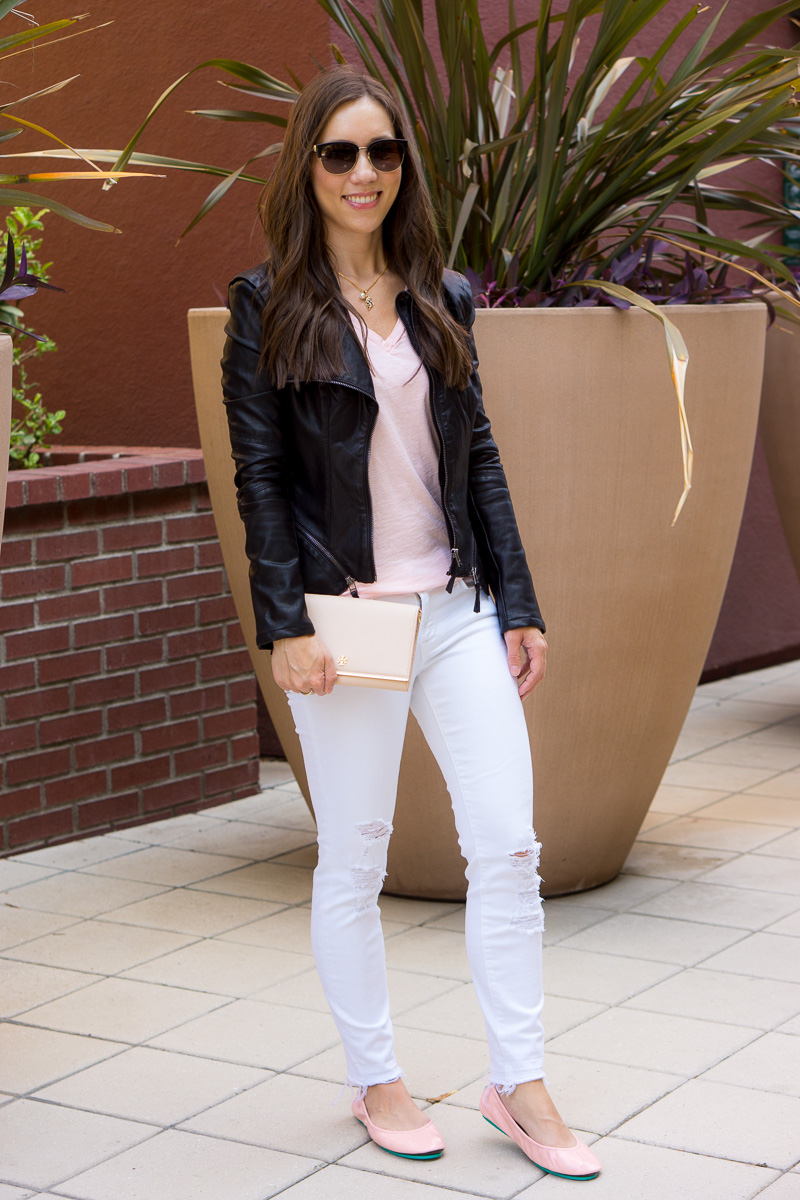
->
xmin=34 ymin=0 xmax=800 ymax=516
xmin=0 ymin=1 xmax=159 ymax=232
xmin=95 ymin=0 xmax=800 ymax=288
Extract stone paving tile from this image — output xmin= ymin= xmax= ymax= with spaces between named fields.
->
xmin=691 ymin=741 xmax=800 ymax=770
xmin=630 ymin=881 xmax=800 ymax=930
xmin=393 ymin=981 xmax=489 ymax=1041
xmin=442 ymin=1058 xmax=684 ymax=1136
xmin=258 ymin=759 xmax=297 ymax=788
xmin=188 ymin=862 xmax=314 ymax=904
xmin=638 ymin=808 xmax=676 ymax=831
xmin=253 ymin=965 xmax=460 ymax=1017
xmin=0 ymin=961 xmax=102 ymax=1018
xmin=752 ymin=828 xmax=800 ymax=859
xmin=0 ymin=859 xmax=58 ymax=890
xmin=700 ymin=1031 xmax=800 ymax=1096
xmin=269 ymin=843 xmax=318 ymax=869
xmin=111 ymin=813 xmax=229 ymax=846
xmin=670 ymin=733 xmax=722 ymax=760
xmin=699 ymin=932 xmax=800 ymax=984
xmin=779 ymin=1011 xmax=800 ymax=1035
xmin=696 ymin=855 xmax=800 ymax=896
xmin=541 ymin=945 xmax=680 ymax=1005
xmin=166 ymin=821 xmax=315 ymax=861
xmin=149 ymin=998 xmax=340 ymax=1071
xmin=273 ymin=1166 xmax=474 ymax=1199
xmin=18 ymin=976 xmax=230 ymax=1042
xmin=0 ymin=1024 xmax=125 ymax=1095
xmin=614 ymin=1078 xmax=800 ymax=1168
xmin=383 ymin=926 xmax=473 ymax=980
xmin=651 ymin=784 xmax=731 ymax=815
xmin=766 ymin=909 xmax=800 ymax=937
xmin=693 ymin=794 xmax=800 ymax=826
xmin=213 ymin=905 xmax=312 ymax=950
xmin=546 ymin=1005 xmax=759 ymax=1075
xmin=338 ymin=1100 xmax=549 ymax=1198
xmin=180 ymin=1073 xmax=368 ymax=1160
xmin=514 ymin=1137 xmax=779 ymax=1199
xmin=378 ymin=895 xmax=464 ymax=926
xmin=621 ymin=967 xmax=800 ymax=1030
xmin=753 ymin=1177 xmax=800 ymax=1199
xmin=227 ymin=793 xmax=316 ymax=829
xmin=100 ymin=888 xmax=279 ymax=936
xmin=0 ymin=906 xmax=78 ymax=952
xmin=556 ymin=912 xmax=748 ymax=965
xmin=547 ymin=873 xmax=677 ymax=911
xmin=740 ymin=723 xmax=800 ymax=748
xmin=14 ymin=835 xmax=141 ymax=870
xmin=33 ymin=1047 xmax=269 ymax=1125
xmin=0 ymin=1098 xmax=154 ymax=1191
xmin=2 ymin=873 xmax=168 ymax=919
xmin=1 ymin=661 xmax=799 ymax=1199
xmin=81 ymin=847 xmax=250 ymax=886
xmin=291 ymin=1025 xmax=488 ymax=1101
xmin=744 ymin=770 xmax=800 ymax=801
xmin=57 ymin=1128 xmax=320 ymax=1200
xmin=635 ymin=816 xmax=794 ymax=853
xmin=1 ymin=921 xmax=195 ymax=975
xmin=621 ymin=841 xmax=737 ymax=880
xmin=120 ymin=936 xmax=313 ymax=997
xmin=660 ymin=761 xmax=780 ymax=792
xmin=0 ymin=1184 xmax=37 ymax=1200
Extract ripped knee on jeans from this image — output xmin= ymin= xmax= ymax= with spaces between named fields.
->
xmin=509 ymin=832 xmax=546 ymax=934
xmin=351 ymin=819 xmax=392 ymax=914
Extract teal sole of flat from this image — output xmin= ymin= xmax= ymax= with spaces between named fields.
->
xmin=482 ymin=1114 xmax=599 ymax=1180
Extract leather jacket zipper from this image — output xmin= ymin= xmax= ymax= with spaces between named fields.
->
xmin=327 ymin=377 xmax=378 ymax=584
xmin=408 ymin=304 xmax=462 ymax=589
xmin=295 ymin=521 xmax=360 ymax=597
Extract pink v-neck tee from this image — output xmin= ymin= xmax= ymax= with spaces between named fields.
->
xmin=343 ymin=310 xmax=452 ymax=597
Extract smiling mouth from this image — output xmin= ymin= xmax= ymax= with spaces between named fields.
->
xmin=343 ymin=192 xmax=380 ymax=206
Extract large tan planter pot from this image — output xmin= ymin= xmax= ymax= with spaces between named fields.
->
xmin=0 ymin=335 xmax=13 ymax=546
xmin=760 ymin=314 xmax=800 ymax=583
xmin=189 ymin=303 xmax=765 ymax=899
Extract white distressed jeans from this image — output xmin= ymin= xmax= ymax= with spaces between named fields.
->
xmin=287 ymin=578 xmax=547 ymax=1093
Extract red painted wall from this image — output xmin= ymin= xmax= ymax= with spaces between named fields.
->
xmin=12 ymin=0 xmax=330 ymax=447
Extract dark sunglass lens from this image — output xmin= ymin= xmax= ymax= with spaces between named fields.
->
xmin=369 ymin=140 xmax=404 ymax=171
xmin=320 ymin=143 xmax=357 ymax=173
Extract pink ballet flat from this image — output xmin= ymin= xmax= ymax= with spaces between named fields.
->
xmin=352 ymin=1094 xmax=445 ymax=1159
xmin=480 ymin=1084 xmax=601 ymax=1180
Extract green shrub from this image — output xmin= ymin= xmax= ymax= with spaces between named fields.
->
xmin=3 ymin=207 xmax=63 ymax=470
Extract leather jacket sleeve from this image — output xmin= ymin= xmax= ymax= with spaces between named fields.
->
xmin=221 ymin=274 xmax=314 ymax=651
xmin=460 ymin=282 xmax=546 ymax=636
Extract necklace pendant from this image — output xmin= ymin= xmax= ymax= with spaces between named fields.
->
xmin=359 ymin=290 xmax=367 ymax=301
xmin=364 ymin=295 xmax=374 ymax=310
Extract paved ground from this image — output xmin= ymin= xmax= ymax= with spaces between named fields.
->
xmin=1 ymin=660 xmax=800 ymax=1199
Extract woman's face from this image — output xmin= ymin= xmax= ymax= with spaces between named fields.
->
xmin=310 ymin=96 xmax=402 ymax=245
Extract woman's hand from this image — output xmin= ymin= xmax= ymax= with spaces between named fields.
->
xmin=272 ymin=634 xmax=338 ymax=696
xmin=504 ymin=627 xmax=547 ymax=700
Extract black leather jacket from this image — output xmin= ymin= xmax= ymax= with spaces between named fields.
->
xmin=221 ymin=262 xmax=545 ymax=650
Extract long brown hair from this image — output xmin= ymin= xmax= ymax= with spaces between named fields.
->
xmin=258 ymin=66 xmax=473 ymax=390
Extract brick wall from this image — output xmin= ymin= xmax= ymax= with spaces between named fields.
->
xmin=0 ymin=447 xmax=260 ymax=854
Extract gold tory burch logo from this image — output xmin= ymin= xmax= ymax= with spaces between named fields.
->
xmin=337 ymin=655 xmax=348 ymax=666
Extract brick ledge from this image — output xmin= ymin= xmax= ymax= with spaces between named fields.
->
xmin=6 ymin=447 xmax=206 ymax=508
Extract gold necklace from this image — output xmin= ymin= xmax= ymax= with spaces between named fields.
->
xmin=337 ymin=261 xmax=389 ymax=311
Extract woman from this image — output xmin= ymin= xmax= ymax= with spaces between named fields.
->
xmin=221 ymin=65 xmax=601 ymax=1182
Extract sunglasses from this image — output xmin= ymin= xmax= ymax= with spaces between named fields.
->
xmin=312 ymin=138 xmax=407 ymax=175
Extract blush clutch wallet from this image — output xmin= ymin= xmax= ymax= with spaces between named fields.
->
xmin=304 ymin=593 xmax=422 ymax=691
